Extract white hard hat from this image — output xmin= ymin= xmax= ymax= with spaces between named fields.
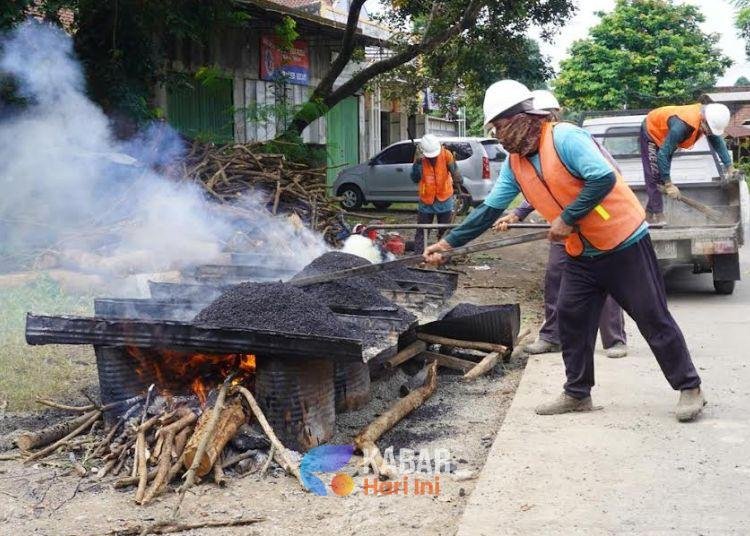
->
xmin=531 ymin=89 xmax=561 ymax=111
xmin=483 ymin=80 xmax=545 ymax=128
xmin=419 ymin=134 xmax=441 ymax=158
xmin=704 ymin=103 xmax=731 ymax=136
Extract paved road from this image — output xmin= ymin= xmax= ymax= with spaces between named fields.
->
xmin=457 ymin=249 xmax=750 ymax=535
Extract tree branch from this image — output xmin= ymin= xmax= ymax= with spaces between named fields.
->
xmin=312 ymin=0 xmax=368 ymax=98
xmin=284 ymin=0 xmax=483 ymax=136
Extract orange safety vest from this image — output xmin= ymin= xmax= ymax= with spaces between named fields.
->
xmin=645 ymin=103 xmax=703 ymax=149
xmin=419 ymin=147 xmax=455 ymax=205
xmin=509 ymin=123 xmax=645 ymax=257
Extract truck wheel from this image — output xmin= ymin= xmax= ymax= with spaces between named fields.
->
xmin=338 ymin=184 xmax=364 ymax=210
xmin=372 ymin=201 xmax=391 ymax=210
xmin=713 ymin=280 xmax=735 ymax=295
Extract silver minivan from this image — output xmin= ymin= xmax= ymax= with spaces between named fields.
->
xmin=332 ymin=137 xmax=506 ymax=212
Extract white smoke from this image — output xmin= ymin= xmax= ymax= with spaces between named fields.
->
xmin=0 ymin=20 xmax=327 ymax=283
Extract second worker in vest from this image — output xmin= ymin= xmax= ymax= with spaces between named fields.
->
xmin=411 ymin=134 xmax=462 ymax=253
xmin=641 ymin=102 xmax=733 ymax=224
xmin=423 ymin=80 xmax=705 ymax=422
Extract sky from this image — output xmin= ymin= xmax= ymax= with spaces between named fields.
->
xmin=534 ymin=0 xmax=750 ymax=85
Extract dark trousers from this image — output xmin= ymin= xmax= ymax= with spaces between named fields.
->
xmin=538 ymin=243 xmax=626 ymax=348
xmin=414 ymin=211 xmax=452 ymax=253
xmin=558 ymin=235 xmax=701 ymax=399
xmin=639 ymin=126 xmax=663 ymax=214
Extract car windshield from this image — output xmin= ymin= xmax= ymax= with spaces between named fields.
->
xmin=444 ymin=142 xmax=473 ymax=161
xmin=375 ymin=143 xmax=416 ymax=164
xmin=480 ymin=140 xmax=506 ymax=162
xmin=600 ymin=126 xmax=641 ymax=158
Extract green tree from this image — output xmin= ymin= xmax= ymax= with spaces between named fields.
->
xmin=554 ymin=0 xmax=731 ymax=110
xmin=735 ymin=76 xmax=750 ymax=85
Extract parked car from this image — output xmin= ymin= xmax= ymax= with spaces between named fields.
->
xmin=332 ymin=137 xmax=506 ymax=213
xmin=583 ymin=114 xmax=748 ymax=294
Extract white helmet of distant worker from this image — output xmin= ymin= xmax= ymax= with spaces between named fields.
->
xmin=419 ymin=134 xmax=442 ymax=158
xmin=531 ymin=89 xmax=561 ymax=111
xmin=704 ymin=103 xmax=731 ymax=136
xmin=483 ymin=79 xmax=545 ymax=128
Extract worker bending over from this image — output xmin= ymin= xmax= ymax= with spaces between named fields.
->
xmin=411 ymin=134 xmax=462 ymax=253
xmin=641 ymin=103 xmax=733 ymax=223
xmin=424 ymin=80 xmax=705 ymax=422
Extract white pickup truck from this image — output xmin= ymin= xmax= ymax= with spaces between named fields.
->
xmin=583 ymin=114 xmax=749 ymax=294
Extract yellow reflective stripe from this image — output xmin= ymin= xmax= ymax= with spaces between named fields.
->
xmin=594 ymin=204 xmax=611 ymax=221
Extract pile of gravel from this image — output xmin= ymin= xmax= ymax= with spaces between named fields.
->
xmin=293 ymin=251 xmax=401 ymax=291
xmin=193 ymin=282 xmax=356 ymax=338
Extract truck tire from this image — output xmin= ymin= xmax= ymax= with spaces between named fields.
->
xmin=713 ymin=280 xmax=735 ymax=295
xmin=338 ymin=184 xmax=364 ymax=210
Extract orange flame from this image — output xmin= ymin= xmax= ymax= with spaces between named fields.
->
xmin=125 ymin=347 xmax=256 ymax=403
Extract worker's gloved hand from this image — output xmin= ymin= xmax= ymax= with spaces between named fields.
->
xmin=726 ymin=165 xmax=742 ymax=182
xmin=663 ymin=181 xmax=681 ymax=199
xmin=548 ymin=216 xmax=574 ymax=242
xmin=423 ymin=239 xmax=452 ymax=265
xmin=492 ymin=213 xmax=520 ymax=232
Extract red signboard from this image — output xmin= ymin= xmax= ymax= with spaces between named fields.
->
xmin=259 ymin=35 xmax=309 ymax=85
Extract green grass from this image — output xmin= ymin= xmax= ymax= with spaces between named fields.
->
xmin=0 ymin=276 xmax=96 ymax=411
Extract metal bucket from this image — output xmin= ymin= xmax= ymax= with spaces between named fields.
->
xmin=334 ymin=361 xmax=371 ymax=412
xmin=95 ymin=345 xmax=155 ymax=425
xmin=255 ymin=357 xmax=335 ymax=452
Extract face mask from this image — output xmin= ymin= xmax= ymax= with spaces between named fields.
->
xmin=497 ymin=113 xmax=547 ymax=156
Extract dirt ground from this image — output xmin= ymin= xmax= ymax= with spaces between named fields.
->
xmin=0 ymin=214 xmax=549 ymax=536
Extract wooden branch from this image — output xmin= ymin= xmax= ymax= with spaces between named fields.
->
xmin=141 ymin=409 xmax=196 ymax=505
xmin=417 ymin=333 xmax=507 ymax=354
xmin=421 ymin=351 xmax=476 ymax=373
xmin=105 ymin=517 xmax=266 ymax=535
xmin=212 ymin=456 xmax=227 ymax=487
xmin=35 ymin=398 xmax=96 ymax=413
xmin=354 ymin=361 xmax=438 ymax=478
xmin=173 ymin=378 xmax=232 ymax=518
xmin=463 ymin=352 xmax=501 ymax=381
xmin=384 ymin=340 xmax=427 ymax=369
xmin=17 ymin=411 xmax=99 ymax=452
xmin=236 ymin=386 xmax=303 ymax=486
xmin=135 ymin=413 xmax=163 ymax=503
xmin=182 ymin=398 xmax=244 ymax=478
xmin=24 ymin=411 xmax=101 ymax=463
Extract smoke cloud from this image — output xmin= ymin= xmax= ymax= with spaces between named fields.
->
xmin=0 ymin=21 xmax=327 ymax=286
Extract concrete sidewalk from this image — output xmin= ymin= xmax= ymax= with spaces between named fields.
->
xmin=457 ymin=267 xmax=750 ymax=535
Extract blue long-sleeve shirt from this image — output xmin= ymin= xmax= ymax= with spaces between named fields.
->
xmin=444 ymin=123 xmax=648 ymax=256
xmin=657 ymin=116 xmax=733 ymax=182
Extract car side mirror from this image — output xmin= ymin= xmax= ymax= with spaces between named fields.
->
xmin=368 ymin=158 xmax=376 ymax=166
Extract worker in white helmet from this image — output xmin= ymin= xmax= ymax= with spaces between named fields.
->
xmin=424 ymin=79 xmax=705 ymax=422
xmin=641 ymin=103 xmax=735 ymax=224
xmin=410 ymin=134 xmax=462 ymax=253
xmin=495 ymin=88 xmax=628 ymax=359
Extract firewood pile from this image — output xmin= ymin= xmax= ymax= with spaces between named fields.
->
xmin=181 ymin=141 xmax=344 ymax=244
xmin=10 ymin=381 xmax=303 ymax=509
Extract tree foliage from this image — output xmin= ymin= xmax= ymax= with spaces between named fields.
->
xmin=554 ymin=0 xmax=731 ymax=111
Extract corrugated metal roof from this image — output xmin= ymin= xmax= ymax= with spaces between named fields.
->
xmin=725 ymin=125 xmax=750 ymax=138
xmin=704 ymin=91 xmax=750 ymax=103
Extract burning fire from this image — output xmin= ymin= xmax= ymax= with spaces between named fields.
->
xmin=126 ymin=347 xmax=256 ymax=406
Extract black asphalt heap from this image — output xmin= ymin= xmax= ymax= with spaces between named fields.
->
xmin=293 ymin=251 xmax=402 ymax=291
xmin=194 ymin=282 xmax=356 ymax=338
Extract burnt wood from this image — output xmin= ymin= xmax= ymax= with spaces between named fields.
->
xmin=25 ymin=314 xmax=363 ymax=362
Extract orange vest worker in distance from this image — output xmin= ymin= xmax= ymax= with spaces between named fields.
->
xmin=418 ymin=146 xmax=455 ymax=204
xmin=410 ymin=134 xmax=462 ymax=253
xmin=509 ymin=122 xmax=645 ymax=256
